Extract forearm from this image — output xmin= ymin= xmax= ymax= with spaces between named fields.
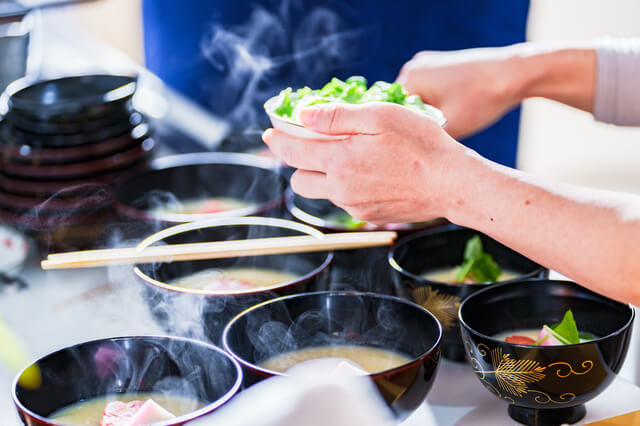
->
xmin=445 ymin=149 xmax=640 ymax=306
xmin=505 ymin=43 xmax=597 ymax=112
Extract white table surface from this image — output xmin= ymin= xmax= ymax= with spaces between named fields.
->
xmin=1 ymin=261 xmax=639 ymax=425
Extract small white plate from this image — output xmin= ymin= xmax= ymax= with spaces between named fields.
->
xmin=0 ymin=225 xmax=28 ymax=274
xmin=264 ymin=94 xmax=447 ymax=140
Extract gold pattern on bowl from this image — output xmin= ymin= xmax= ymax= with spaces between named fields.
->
xmin=410 ymin=285 xmax=461 ymax=330
xmin=466 ymin=341 xmax=595 ymax=405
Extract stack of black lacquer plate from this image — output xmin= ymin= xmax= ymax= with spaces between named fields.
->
xmin=0 ymin=74 xmax=154 ymax=249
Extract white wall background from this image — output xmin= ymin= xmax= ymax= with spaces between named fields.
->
xmin=520 ymin=0 xmax=640 ymax=194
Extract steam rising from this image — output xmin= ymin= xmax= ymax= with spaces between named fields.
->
xmin=200 ymin=1 xmax=375 ymax=138
xmin=242 ymin=294 xmax=413 ymax=365
xmin=11 ymin=2 xmax=402 ymax=418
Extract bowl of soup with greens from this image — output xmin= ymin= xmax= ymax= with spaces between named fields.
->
xmin=388 ymin=224 xmax=547 ymax=362
xmin=222 ymin=291 xmax=442 ymax=420
xmin=12 ymin=335 xmax=242 ymax=426
xmin=459 ymin=280 xmax=634 ymax=426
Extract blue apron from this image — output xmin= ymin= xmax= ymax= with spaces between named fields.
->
xmin=143 ymin=0 xmax=529 ymax=167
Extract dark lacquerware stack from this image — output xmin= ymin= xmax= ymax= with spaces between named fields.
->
xmin=0 ymin=74 xmax=154 ymax=249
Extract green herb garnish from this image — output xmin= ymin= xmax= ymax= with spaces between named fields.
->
xmin=331 ymin=212 xmax=366 ymax=230
xmin=454 ymin=235 xmax=502 ymax=283
xmin=271 ymin=76 xmax=431 ymax=122
xmin=549 ymin=310 xmax=580 ymax=345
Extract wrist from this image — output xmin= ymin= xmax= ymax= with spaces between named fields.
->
xmin=509 ymin=44 xmax=597 ymax=110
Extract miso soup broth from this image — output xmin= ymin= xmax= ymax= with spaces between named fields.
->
xmin=170 ymin=267 xmax=299 ymax=292
xmin=260 ymin=345 xmax=412 ymax=375
xmin=422 ymin=267 xmax=520 ymax=284
xmin=49 ymin=393 xmax=204 ymax=425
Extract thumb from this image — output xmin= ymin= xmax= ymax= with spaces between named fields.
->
xmin=299 ymin=102 xmax=395 ymax=135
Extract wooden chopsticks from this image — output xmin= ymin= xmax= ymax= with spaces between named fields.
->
xmin=41 ymin=231 xmax=397 ymax=270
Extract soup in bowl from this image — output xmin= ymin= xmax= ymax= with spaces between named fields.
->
xmin=114 ymin=152 xmax=287 ymax=238
xmin=134 ymin=217 xmax=333 ymax=343
xmin=459 ymin=280 xmax=634 ymax=425
xmin=12 ymin=335 xmax=242 ymax=426
xmin=389 ymin=224 xmax=547 ymax=361
xmin=222 ymin=291 xmax=442 ymax=420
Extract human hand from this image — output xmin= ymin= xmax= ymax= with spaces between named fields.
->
xmin=262 ymin=102 xmax=467 ymax=224
xmin=396 ymin=47 xmax=525 ymax=139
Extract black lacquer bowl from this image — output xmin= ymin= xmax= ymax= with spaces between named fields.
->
xmin=4 ymin=74 xmax=137 ymax=122
xmin=12 ymin=335 xmax=242 ymax=426
xmin=286 ymin=187 xmax=446 ymax=295
xmin=389 ymin=224 xmax=547 ymax=362
xmin=459 ymin=280 xmax=634 ymax=426
xmin=115 ymin=153 xmax=287 ymax=239
xmin=285 ymin=186 xmax=445 ymax=233
xmin=135 ymin=217 xmax=332 ymax=343
xmin=222 ymin=291 xmax=442 ymax=420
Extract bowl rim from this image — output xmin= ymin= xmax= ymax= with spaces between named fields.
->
xmin=285 ymin=186 xmax=445 ymax=233
xmin=221 ymin=290 xmax=443 ymax=378
xmin=388 ymin=223 xmax=548 ymax=289
xmin=133 ymin=216 xmax=333 ymax=296
xmin=3 ymin=74 xmax=138 ymax=116
xmin=263 ymin=93 xmax=447 ymax=129
xmin=114 ymin=152 xmax=286 ymax=223
xmin=458 ymin=279 xmax=636 ymax=349
xmin=11 ymin=334 xmax=243 ymax=426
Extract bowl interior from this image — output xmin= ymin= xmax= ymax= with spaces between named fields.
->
xmin=460 ymin=280 xmax=633 ymax=343
xmin=224 ymin=292 xmax=441 ymax=373
xmin=392 ymin=226 xmax=544 ymax=283
xmin=116 ymin=160 xmax=285 ymax=221
xmin=13 ymin=336 xmax=241 ymax=422
xmin=137 ymin=223 xmax=330 ymax=292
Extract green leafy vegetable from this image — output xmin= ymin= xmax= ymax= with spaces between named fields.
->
xmin=405 ymin=94 xmax=427 ymax=111
xmin=332 ymin=212 xmax=366 ymax=230
xmin=345 ymin=75 xmax=367 ymax=87
xmin=274 ymin=87 xmax=293 ymax=118
xmin=549 ymin=310 xmax=580 ymax=345
xmin=454 ymin=235 xmax=502 ymax=283
xmin=271 ymin=76 xmax=432 ymax=122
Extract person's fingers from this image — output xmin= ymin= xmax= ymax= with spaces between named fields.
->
xmin=262 ymin=128 xmax=338 ymax=173
xmin=290 ymin=170 xmax=330 ymax=199
xmin=298 ymin=102 xmax=405 ymax=135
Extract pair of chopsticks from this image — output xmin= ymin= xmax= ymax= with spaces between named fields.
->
xmin=41 ymin=231 xmax=397 ymax=270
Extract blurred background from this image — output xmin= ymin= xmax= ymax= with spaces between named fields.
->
xmin=42 ymin=0 xmax=640 ymax=194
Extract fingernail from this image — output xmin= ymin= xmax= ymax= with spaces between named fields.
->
xmin=262 ymin=128 xmax=273 ymax=143
xmin=300 ymin=108 xmax=317 ymax=127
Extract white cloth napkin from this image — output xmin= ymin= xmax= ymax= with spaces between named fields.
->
xmin=192 ymin=372 xmax=396 ymax=426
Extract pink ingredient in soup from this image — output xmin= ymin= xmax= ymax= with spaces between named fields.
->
xmin=101 ymin=399 xmax=175 ymax=426
xmin=203 ymin=278 xmax=254 ymax=291
xmin=194 ymin=200 xmax=233 ymax=214
xmin=100 ymin=401 xmax=144 ymax=426
xmin=536 ymin=328 xmax=563 ymax=346
xmin=128 ymin=399 xmax=176 ymax=425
